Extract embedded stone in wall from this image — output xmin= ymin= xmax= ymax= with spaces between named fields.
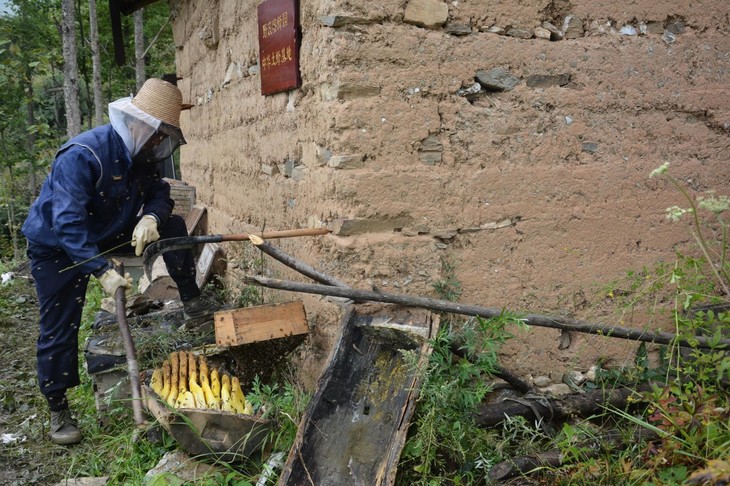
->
xmin=526 ymin=74 xmax=571 ymax=89
xmin=445 ymin=23 xmax=472 ymax=36
xmin=662 ymin=31 xmax=677 ymax=44
xmin=291 ymin=165 xmax=306 ymax=182
xmin=331 ymin=215 xmax=414 ymax=236
xmin=646 ymin=21 xmax=665 ymax=34
xmin=482 ymin=25 xmax=505 ymax=35
xmin=401 ymin=225 xmax=431 ymax=236
xmin=666 ymin=20 xmax=685 ymax=34
xmin=562 ymin=15 xmax=584 ymax=39
xmin=222 ymin=62 xmax=240 ymax=87
xmin=581 ymin=142 xmax=599 ymax=153
xmin=418 ymin=135 xmax=442 ymax=165
xmin=337 ymin=83 xmax=382 ymax=100
xmin=542 ymin=21 xmax=563 ymax=40
xmin=475 ymin=68 xmax=521 ymax=92
xmin=534 ymin=27 xmax=552 ymax=40
xmin=198 ymin=1 xmax=220 ymax=50
xmin=480 ymin=218 xmax=517 ymax=230
xmin=320 ymin=15 xmax=380 ymax=27
xmin=456 ymin=82 xmax=481 ymax=97
xmin=328 ymin=154 xmax=365 ymax=169
xmin=321 ymin=83 xmax=339 ymax=101
xmin=403 ymin=0 xmax=448 ymax=30
xmin=506 ymin=27 xmax=533 ymax=39
xmin=261 ymin=163 xmax=280 ymax=176
xmin=284 ymin=159 xmax=298 ymax=177
xmin=433 ymin=229 xmax=457 ymax=240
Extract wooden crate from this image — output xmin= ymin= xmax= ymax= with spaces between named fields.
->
xmin=166 ymin=180 xmax=196 ymax=217
xmin=214 ymin=301 xmax=308 ymax=347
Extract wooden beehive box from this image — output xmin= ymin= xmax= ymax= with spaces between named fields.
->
xmin=214 ymin=300 xmax=308 ymax=347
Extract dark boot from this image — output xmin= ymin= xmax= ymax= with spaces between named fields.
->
xmin=182 ymin=294 xmax=220 ymax=328
xmin=50 ymin=408 xmax=82 ymax=445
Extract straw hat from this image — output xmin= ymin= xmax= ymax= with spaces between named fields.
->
xmin=131 ymin=78 xmax=183 ymax=129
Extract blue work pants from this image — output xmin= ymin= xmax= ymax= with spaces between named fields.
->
xmin=28 ymin=214 xmax=198 ymax=410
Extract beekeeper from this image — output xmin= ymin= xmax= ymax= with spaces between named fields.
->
xmin=21 ymin=78 xmax=216 ymax=445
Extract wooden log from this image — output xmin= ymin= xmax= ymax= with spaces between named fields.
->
xmin=488 ymin=428 xmax=660 ymax=481
xmin=488 ymin=450 xmax=564 ymax=482
xmin=278 ymin=304 xmax=440 ymax=486
xmin=474 ymin=382 xmax=656 ymax=427
xmin=242 ymin=275 xmax=730 ymax=350
xmin=112 ymin=262 xmax=146 ymax=427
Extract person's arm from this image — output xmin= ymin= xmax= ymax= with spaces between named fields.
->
xmin=50 ymin=146 xmax=109 ymax=275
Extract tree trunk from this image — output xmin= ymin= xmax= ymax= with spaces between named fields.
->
xmin=61 ymin=0 xmax=81 ymax=137
xmin=88 ymin=0 xmax=104 ymax=126
xmin=75 ymin=0 xmax=91 ymax=130
xmin=25 ymin=72 xmax=37 ymax=198
xmin=134 ymin=9 xmax=145 ymax=91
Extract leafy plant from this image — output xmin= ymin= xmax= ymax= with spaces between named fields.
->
xmin=246 ymin=375 xmax=310 ymax=456
xmin=568 ymin=164 xmax=730 ymax=484
xmin=433 ymin=257 xmax=462 ymax=302
xmin=397 ymin=312 xmax=524 ymax=484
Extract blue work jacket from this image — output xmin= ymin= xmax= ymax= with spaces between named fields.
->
xmin=22 ymin=124 xmax=174 ymax=275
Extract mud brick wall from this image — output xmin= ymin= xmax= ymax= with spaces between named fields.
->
xmin=170 ymin=0 xmax=729 ymax=383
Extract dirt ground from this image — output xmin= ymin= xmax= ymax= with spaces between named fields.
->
xmin=0 ymin=271 xmax=65 ymax=485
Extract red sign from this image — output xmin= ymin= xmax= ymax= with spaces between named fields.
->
xmin=258 ymin=0 xmax=301 ymax=95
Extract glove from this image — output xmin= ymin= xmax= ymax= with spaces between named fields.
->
xmin=131 ymin=215 xmax=160 ymax=256
xmin=98 ymin=268 xmax=133 ymax=296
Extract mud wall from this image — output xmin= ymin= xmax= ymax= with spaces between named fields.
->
xmin=170 ymin=0 xmax=729 ymax=384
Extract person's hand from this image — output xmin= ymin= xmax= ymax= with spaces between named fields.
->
xmin=131 ymin=215 xmax=160 ymax=256
xmin=98 ymin=268 xmax=133 ymax=296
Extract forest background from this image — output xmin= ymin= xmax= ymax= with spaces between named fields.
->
xmin=0 ymin=0 xmax=175 ymax=261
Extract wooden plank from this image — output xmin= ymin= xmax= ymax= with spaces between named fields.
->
xmin=195 ymin=242 xmax=221 ymax=289
xmin=185 ymin=204 xmax=207 ymax=235
xmin=215 ymin=301 xmax=308 ymax=347
xmin=279 ymin=303 xmax=439 ymax=486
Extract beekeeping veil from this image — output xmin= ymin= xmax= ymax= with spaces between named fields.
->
xmin=109 ymin=78 xmax=186 ymax=163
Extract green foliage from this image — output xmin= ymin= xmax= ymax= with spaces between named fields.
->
xmin=0 ymin=0 xmax=178 ymax=257
xmin=433 ymin=258 xmax=462 ymax=302
xmin=397 ymin=313 xmax=523 ymax=484
xmin=548 ymin=164 xmax=730 ymax=484
xmin=247 ymin=375 xmax=311 ymax=455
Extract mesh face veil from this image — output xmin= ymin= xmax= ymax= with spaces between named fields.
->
xmin=108 ymin=98 xmax=186 ymax=163
xmin=134 ymin=122 xmax=185 ymax=164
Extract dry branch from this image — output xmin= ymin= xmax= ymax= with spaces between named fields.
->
xmin=242 ymin=275 xmax=730 ymax=350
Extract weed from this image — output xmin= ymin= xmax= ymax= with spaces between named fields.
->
xmin=433 ymin=257 xmax=462 ymax=302
xmin=556 ymin=164 xmax=730 ymax=484
xmin=397 ymin=312 xmax=525 ymax=484
xmin=247 ymin=374 xmax=310 ymax=456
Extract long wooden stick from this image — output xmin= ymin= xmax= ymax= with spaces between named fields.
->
xmin=242 ymin=275 xmax=730 ymax=350
xmin=250 ymin=238 xmax=350 ymax=288
xmin=113 ymin=262 xmax=146 ymax=427
xmin=143 ymin=227 xmax=330 ymax=279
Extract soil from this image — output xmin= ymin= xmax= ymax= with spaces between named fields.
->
xmin=0 ymin=271 xmax=69 ymax=485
